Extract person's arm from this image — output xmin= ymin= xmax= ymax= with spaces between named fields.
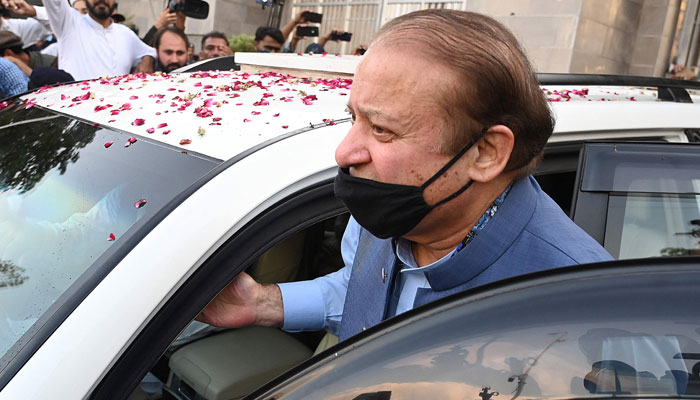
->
xmin=141 ymin=26 xmax=159 ymax=46
xmin=318 ymin=29 xmax=342 ymax=48
xmin=2 ymin=0 xmax=76 ymax=38
xmin=277 ymin=217 xmax=360 ymax=335
xmin=280 ymin=9 xmax=310 ymax=41
xmin=30 ymin=6 xmax=53 ymax=32
xmin=134 ymin=55 xmax=155 ymax=73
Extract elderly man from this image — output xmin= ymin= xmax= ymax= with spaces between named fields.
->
xmin=1 ymin=0 xmax=155 ymax=80
xmin=198 ymin=10 xmax=612 ymax=342
xmin=153 ymin=26 xmax=187 ymax=73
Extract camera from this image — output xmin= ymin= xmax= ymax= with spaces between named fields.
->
xmin=296 ymin=26 xmax=319 ymax=37
xmin=168 ymin=0 xmax=209 ymax=19
xmin=302 ymin=11 xmax=323 ymax=23
xmin=331 ymin=31 xmax=352 ymax=41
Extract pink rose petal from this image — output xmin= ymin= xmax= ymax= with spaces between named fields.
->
xmin=134 ymin=199 xmax=148 ymax=208
xmin=108 ymin=233 xmax=116 ymax=241
xmin=104 ymin=141 xmax=113 ymax=148
xmin=132 ymin=118 xmax=145 ymax=126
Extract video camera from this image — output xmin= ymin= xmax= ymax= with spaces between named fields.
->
xmin=168 ymin=0 xmax=209 ymax=19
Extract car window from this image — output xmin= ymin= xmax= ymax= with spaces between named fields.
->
xmin=572 ymin=142 xmax=700 ymax=259
xmin=0 ymin=99 xmax=219 ymax=363
xmin=254 ymin=262 xmax=700 ymax=400
xmin=607 ymin=194 xmax=700 ymax=258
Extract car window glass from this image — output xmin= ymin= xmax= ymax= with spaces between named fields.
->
xmin=0 ymin=100 xmax=218 ymax=362
xmin=261 ymin=266 xmax=700 ymax=400
xmin=606 ymin=193 xmax=700 ymax=259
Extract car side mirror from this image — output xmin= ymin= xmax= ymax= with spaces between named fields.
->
xmin=183 ymin=0 xmax=209 ymax=19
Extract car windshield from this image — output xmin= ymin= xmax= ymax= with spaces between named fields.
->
xmin=0 ymin=99 xmax=218 ymax=362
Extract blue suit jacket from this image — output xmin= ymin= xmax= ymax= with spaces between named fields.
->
xmin=338 ymin=176 xmax=613 ymax=341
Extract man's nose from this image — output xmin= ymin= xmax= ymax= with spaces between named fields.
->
xmin=335 ymin=124 xmax=370 ymax=168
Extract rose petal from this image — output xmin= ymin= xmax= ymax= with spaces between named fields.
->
xmin=162 ymin=130 xmax=171 ymax=135
xmin=146 ymin=127 xmax=155 ymax=133
xmin=180 ymin=139 xmax=192 ymax=145
xmin=157 ymin=123 xmax=168 ymax=128
xmin=104 ymin=141 xmax=113 ymax=148
xmin=282 ymin=125 xmax=289 ymax=129
xmin=134 ymin=199 xmax=148 ymax=208
xmin=132 ymin=118 xmax=145 ymax=126
xmin=108 ymin=233 xmax=116 ymax=241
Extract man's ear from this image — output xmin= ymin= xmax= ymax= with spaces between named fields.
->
xmin=469 ymin=124 xmax=514 ymax=183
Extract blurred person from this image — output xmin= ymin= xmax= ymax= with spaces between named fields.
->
xmin=0 ymin=1 xmax=51 ymax=51
xmin=154 ymin=26 xmax=187 ymax=73
xmin=0 ymin=31 xmax=56 ymax=69
xmin=1 ymin=0 xmax=156 ymax=80
xmin=0 ymin=56 xmax=27 ymax=97
xmin=253 ymin=26 xmax=283 ymax=53
xmin=199 ymin=31 xmax=232 ymax=60
xmin=142 ymin=5 xmax=184 ymax=46
xmin=186 ymin=42 xmax=197 ymax=63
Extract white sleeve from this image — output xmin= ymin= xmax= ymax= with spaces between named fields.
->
xmin=32 ymin=6 xmax=53 ymax=32
xmin=129 ymin=31 xmax=156 ymax=67
xmin=42 ymin=0 xmax=78 ymax=38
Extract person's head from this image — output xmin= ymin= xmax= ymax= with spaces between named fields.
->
xmin=253 ymin=27 xmax=283 ymax=53
xmin=73 ymin=0 xmax=89 ymax=14
xmin=335 ymin=10 xmax=553 ymax=239
xmin=154 ymin=27 xmax=188 ymax=73
xmin=0 ymin=31 xmax=29 ymax=66
xmin=85 ymin=0 xmax=117 ymax=20
xmin=199 ymin=31 xmax=229 ymax=60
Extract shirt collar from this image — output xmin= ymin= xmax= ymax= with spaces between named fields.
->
xmin=394 ymin=183 xmax=512 ymax=273
xmin=85 ymin=14 xmax=113 ymax=31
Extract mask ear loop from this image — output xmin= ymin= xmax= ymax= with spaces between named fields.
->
xmin=420 ymin=128 xmax=488 ymax=208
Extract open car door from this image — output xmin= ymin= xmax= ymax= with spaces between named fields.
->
xmin=571 ymin=142 xmax=700 ymax=259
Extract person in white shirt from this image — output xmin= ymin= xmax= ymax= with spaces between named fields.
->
xmin=0 ymin=4 xmax=51 ymax=49
xmin=1 ymin=0 xmax=156 ymax=80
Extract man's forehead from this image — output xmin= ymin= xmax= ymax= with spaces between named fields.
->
xmin=204 ymin=37 xmax=227 ymax=47
xmin=161 ymin=32 xmax=187 ymax=47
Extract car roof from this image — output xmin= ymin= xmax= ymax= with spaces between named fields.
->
xmin=19 ymin=54 xmax=700 ymax=160
xmin=21 ymin=58 xmax=353 ymax=161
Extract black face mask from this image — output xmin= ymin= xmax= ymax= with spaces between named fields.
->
xmin=334 ymin=131 xmax=485 ymax=239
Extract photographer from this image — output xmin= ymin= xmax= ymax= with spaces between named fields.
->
xmin=1 ymin=0 xmax=156 ymax=80
xmin=142 ymin=3 xmax=185 ymax=47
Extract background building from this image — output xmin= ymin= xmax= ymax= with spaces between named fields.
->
xmin=118 ymin=0 xmax=697 ymax=76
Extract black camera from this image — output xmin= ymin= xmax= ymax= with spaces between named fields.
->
xmin=302 ymin=11 xmax=323 ymax=23
xmin=168 ymin=0 xmax=209 ymax=19
xmin=331 ymin=31 xmax=352 ymax=41
xmin=296 ymin=26 xmax=319 ymax=37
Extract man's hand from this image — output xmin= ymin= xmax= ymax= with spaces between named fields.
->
xmin=319 ymin=28 xmax=343 ymax=47
xmin=135 ymin=55 xmax=155 ymax=74
xmin=196 ymin=272 xmax=284 ymax=328
xmin=154 ymin=7 xmax=178 ymax=30
xmin=0 ymin=0 xmax=37 ymax=17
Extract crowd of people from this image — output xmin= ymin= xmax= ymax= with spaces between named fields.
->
xmin=0 ymin=0 xmax=361 ymax=98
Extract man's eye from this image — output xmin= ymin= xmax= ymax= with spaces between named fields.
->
xmin=373 ymin=125 xmax=385 ymax=134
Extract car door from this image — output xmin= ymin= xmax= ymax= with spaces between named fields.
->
xmin=570 ymin=142 xmax=700 ymax=259
xmin=245 ymin=257 xmax=700 ymax=399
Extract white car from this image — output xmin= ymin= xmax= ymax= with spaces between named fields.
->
xmin=1 ymin=54 xmax=700 ymax=399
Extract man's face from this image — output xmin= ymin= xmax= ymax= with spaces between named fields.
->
xmin=73 ymin=0 xmax=89 ymax=14
xmin=157 ymin=31 xmax=187 ymax=73
xmin=86 ymin=0 xmax=116 ymax=20
xmin=200 ymin=37 xmax=229 ymax=60
xmin=336 ymin=45 xmax=475 ymax=216
xmin=254 ymin=36 xmax=282 ymax=53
